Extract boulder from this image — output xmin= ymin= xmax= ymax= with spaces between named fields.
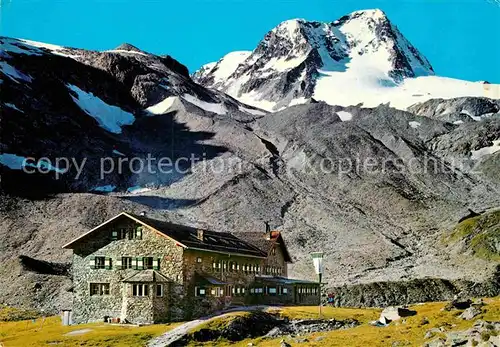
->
xmin=489 ymin=334 xmax=500 ymax=346
xmin=424 ymin=328 xmax=442 ymax=339
xmin=424 ymin=338 xmax=446 ymax=347
xmin=459 ymin=306 xmax=482 ymax=320
xmin=444 ymin=299 xmax=472 ymax=311
xmin=380 ymin=307 xmax=417 ymax=322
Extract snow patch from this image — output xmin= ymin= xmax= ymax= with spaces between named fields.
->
xmin=408 ymin=121 xmax=421 ymax=128
xmin=0 ymin=61 xmax=32 ymax=83
xmin=238 ymin=105 xmax=266 ymax=116
xmin=127 ymin=186 xmax=152 ymax=194
xmin=67 ymin=84 xmax=135 ymax=133
xmin=336 ymin=111 xmax=353 ymax=121
xmin=181 ymin=94 xmax=227 ymax=115
xmin=0 ymin=153 xmax=66 ymax=173
xmin=105 ymin=49 xmax=149 ymax=56
xmin=0 ymin=153 xmax=28 ymax=170
xmin=470 ymin=140 xmax=500 ymax=160
xmin=453 ymin=120 xmax=464 ymax=125
xmin=17 ymin=39 xmax=78 ymax=58
xmin=4 ymin=103 xmax=24 ymax=113
xmin=210 ymin=51 xmax=251 ymax=83
xmin=289 ymin=97 xmax=309 ymax=107
xmin=146 ymin=96 xmax=178 ymax=115
xmin=92 ymin=185 xmax=116 ymax=193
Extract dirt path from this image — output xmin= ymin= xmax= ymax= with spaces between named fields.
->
xmin=147 ymin=306 xmax=273 ymax=347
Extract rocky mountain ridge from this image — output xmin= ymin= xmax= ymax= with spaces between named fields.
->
xmin=1 ymin=22 xmax=500 ymax=314
xmin=193 ymin=9 xmax=499 ymax=111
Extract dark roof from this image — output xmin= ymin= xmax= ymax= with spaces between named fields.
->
xmin=255 ymin=276 xmax=319 ymax=285
xmin=128 ymin=213 xmax=267 ymax=258
xmin=233 ymin=231 xmax=293 ymax=263
xmin=63 ymin=212 xmax=267 ymax=258
xmin=194 ymin=273 xmax=226 ymax=286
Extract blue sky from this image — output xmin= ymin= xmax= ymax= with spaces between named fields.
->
xmin=1 ymin=0 xmax=499 ymax=82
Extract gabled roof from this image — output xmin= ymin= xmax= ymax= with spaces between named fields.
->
xmin=233 ymin=231 xmax=293 ymax=263
xmin=62 ymin=212 xmax=267 ymax=258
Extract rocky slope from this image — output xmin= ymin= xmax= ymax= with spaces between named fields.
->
xmin=193 ymin=9 xmax=499 ymax=111
xmin=1 ymin=32 xmax=500 ymax=314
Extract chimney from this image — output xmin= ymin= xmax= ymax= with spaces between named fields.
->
xmin=265 ymin=221 xmax=271 ymax=240
xmin=197 ymin=229 xmax=204 ymax=241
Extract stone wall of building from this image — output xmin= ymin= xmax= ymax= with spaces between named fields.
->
xmin=71 ymin=217 xmax=184 ymax=324
xmin=181 ymin=249 xmax=266 ymax=317
xmin=264 ymin=241 xmax=288 ymax=277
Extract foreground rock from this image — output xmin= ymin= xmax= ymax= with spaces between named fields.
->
xmin=264 ymin=318 xmax=359 ymax=338
xmin=380 ymin=306 xmax=417 ymax=322
xmin=459 ymin=306 xmax=482 ymax=320
xmin=174 ymin=311 xmax=359 ymax=345
xmin=424 ymin=320 xmax=500 ymax=347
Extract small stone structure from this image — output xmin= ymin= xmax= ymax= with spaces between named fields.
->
xmin=63 ymin=212 xmax=319 ymax=324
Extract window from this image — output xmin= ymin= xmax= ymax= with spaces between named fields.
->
xmin=112 ymin=228 xmax=131 ymax=240
xmin=133 ymin=226 xmax=143 ymax=240
xmin=283 ymin=288 xmax=288 ymax=294
xmin=136 ymin=258 xmax=144 ymax=269
xmin=132 ymin=284 xmax=149 ymax=297
xmin=119 ymin=228 xmax=129 ymax=239
xmin=90 ymin=256 xmax=111 ymax=269
xmin=96 ymin=257 xmax=105 ymax=269
xmin=144 ymin=257 xmax=154 ymax=269
xmin=255 ymin=288 xmax=263 ymax=294
xmin=120 ymin=257 xmax=133 ymax=269
xmin=271 ymin=247 xmax=276 ymax=255
xmin=269 ymin=287 xmax=277 ymax=294
xmin=196 ymin=257 xmax=202 ymax=263
xmin=212 ymin=261 xmax=220 ymax=271
xmin=195 ymin=287 xmax=206 ymax=296
xmin=156 ymin=284 xmax=163 ymax=297
xmin=90 ymin=283 xmax=110 ymax=296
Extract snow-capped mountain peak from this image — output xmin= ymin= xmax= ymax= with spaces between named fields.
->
xmin=192 ymin=9 xmax=498 ymax=112
xmin=192 ymin=50 xmax=251 ymax=89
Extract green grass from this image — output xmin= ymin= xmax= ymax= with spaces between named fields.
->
xmin=444 ymin=209 xmax=500 ymax=261
xmin=0 ymin=316 xmax=181 ymax=347
xmin=3 ymin=297 xmax=500 ymax=347
xmin=186 ymin=297 xmax=500 ymax=347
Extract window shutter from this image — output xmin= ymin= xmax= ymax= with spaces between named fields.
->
xmin=116 ymin=258 xmax=122 ymax=269
xmin=105 ymin=257 xmax=112 ymax=270
xmin=111 ymin=230 xmax=118 ymax=240
xmin=153 ymin=258 xmax=160 ymax=270
xmin=89 ymin=257 xmax=95 ymax=269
